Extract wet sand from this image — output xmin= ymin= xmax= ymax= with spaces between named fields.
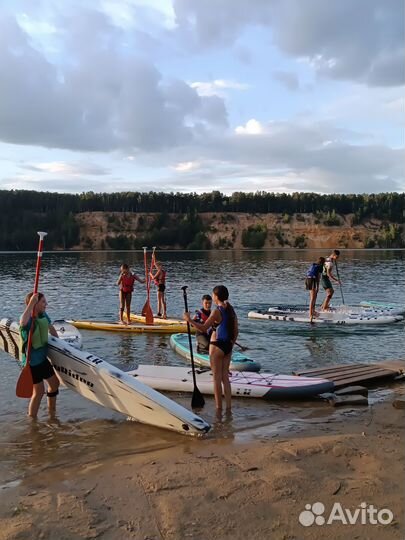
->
xmin=0 ymin=385 xmax=404 ymax=540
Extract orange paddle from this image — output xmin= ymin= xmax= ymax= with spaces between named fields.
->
xmin=141 ymin=246 xmax=154 ymax=325
xmin=16 ymin=231 xmax=47 ymax=398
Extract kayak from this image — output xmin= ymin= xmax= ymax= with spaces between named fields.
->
xmin=267 ymin=304 xmax=404 ymax=317
xmin=53 ymin=320 xmax=83 ymax=349
xmin=68 ymin=320 xmax=195 ymax=334
xmin=360 ymin=301 xmax=405 ymax=315
xmin=129 ymin=365 xmax=335 ymax=399
xmin=170 ymin=333 xmax=261 ymax=372
xmin=0 ymin=318 xmax=210 ymax=436
xmin=248 ymin=310 xmax=403 ymax=325
xmin=130 ymin=314 xmax=186 ymax=326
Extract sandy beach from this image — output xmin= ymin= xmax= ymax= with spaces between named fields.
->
xmin=0 ymin=384 xmax=403 ymax=540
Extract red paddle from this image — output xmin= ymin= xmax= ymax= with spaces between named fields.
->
xmin=141 ymin=246 xmax=154 ymax=325
xmin=16 ymin=231 xmax=47 ymax=398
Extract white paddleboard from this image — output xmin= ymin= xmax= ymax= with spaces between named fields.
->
xmin=0 ymin=319 xmax=210 ymax=436
xmin=53 ymin=319 xmax=83 ymax=349
xmin=248 ymin=310 xmax=403 ymax=325
xmin=129 ymin=365 xmax=334 ymax=399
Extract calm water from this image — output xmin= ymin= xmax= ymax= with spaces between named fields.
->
xmin=0 ymin=250 xmax=404 ymax=484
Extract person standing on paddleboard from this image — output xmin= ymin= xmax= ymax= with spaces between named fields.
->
xmin=321 ymin=249 xmax=341 ymax=311
xmin=305 ymin=257 xmax=325 ymax=322
xmin=193 ymin=294 xmax=213 ymax=353
xmin=150 ymin=261 xmax=167 ymax=319
xmin=19 ymin=292 xmax=60 ymax=418
xmin=184 ymin=285 xmax=238 ymax=414
xmin=117 ymin=264 xmax=144 ymax=324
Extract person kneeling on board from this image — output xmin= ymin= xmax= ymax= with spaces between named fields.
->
xmin=184 ymin=285 xmax=238 ymax=414
xmin=193 ymin=294 xmax=213 ymax=353
xmin=20 ymin=292 xmax=60 ymax=418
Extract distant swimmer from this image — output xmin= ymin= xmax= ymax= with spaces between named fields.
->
xmin=321 ymin=250 xmax=341 ymax=311
xmin=305 ymin=257 xmax=325 ymax=322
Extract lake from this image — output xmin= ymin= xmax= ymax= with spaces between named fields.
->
xmin=0 ymin=249 xmax=404 ymax=486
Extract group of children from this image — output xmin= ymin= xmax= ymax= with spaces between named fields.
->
xmin=116 ymin=260 xmax=167 ymax=324
xmin=305 ymin=249 xmax=341 ymax=321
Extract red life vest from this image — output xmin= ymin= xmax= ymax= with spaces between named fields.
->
xmin=121 ymin=274 xmax=136 ymax=293
xmin=195 ymin=308 xmax=210 ymax=323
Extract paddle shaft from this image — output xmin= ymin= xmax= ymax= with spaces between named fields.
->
xmin=182 ymin=286 xmax=204 ymax=408
xmin=335 ymin=260 xmax=344 ymax=304
xmin=24 ymin=232 xmax=47 ymax=366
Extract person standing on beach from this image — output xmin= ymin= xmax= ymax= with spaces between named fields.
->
xmin=19 ymin=292 xmax=60 ymax=418
xmin=321 ymin=250 xmax=341 ymax=311
xmin=117 ymin=264 xmax=144 ymax=324
xmin=150 ymin=261 xmax=167 ymax=318
xmin=184 ymin=285 xmax=238 ymax=414
xmin=305 ymin=257 xmax=325 ymax=322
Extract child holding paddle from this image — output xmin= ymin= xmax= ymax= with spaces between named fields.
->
xmin=150 ymin=261 xmax=167 ymax=318
xmin=117 ymin=264 xmax=145 ymax=324
xmin=19 ymin=292 xmax=60 ymax=418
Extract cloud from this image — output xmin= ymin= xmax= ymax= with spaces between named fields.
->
xmin=235 ymin=119 xmax=264 ymax=135
xmin=273 ymin=70 xmax=300 ymax=91
xmin=173 ymin=0 xmax=405 ymax=87
xmin=22 ymin=161 xmax=110 ymax=176
xmin=0 ymin=11 xmax=228 ymax=153
xmin=190 ymin=79 xmax=250 ymax=97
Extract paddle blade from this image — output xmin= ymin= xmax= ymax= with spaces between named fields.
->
xmin=191 ymin=387 xmax=205 ymax=409
xmin=144 ymin=303 xmax=154 ymax=325
xmin=16 ymin=365 xmax=33 ymax=398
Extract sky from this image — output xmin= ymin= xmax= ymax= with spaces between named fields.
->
xmin=0 ymin=0 xmax=404 ymax=195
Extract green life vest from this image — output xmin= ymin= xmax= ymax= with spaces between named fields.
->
xmin=20 ymin=315 xmax=49 ymax=354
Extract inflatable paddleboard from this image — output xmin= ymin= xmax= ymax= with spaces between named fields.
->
xmin=248 ymin=310 xmax=403 ymax=325
xmin=0 ymin=319 xmax=210 ymax=436
xmin=68 ymin=320 xmax=194 ymax=334
xmin=170 ymin=333 xmax=261 ymax=372
xmin=130 ymin=314 xmax=186 ymax=326
xmin=360 ymin=301 xmax=405 ymax=315
xmin=53 ymin=320 xmax=83 ymax=349
xmin=267 ymin=304 xmax=404 ymax=317
xmin=129 ymin=365 xmax=334 ymax=399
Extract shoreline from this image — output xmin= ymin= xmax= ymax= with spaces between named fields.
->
xmin=1 ymin=387 xmax=404 ymax=540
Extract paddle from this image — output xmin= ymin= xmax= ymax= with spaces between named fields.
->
xmin=16 ymin=231 xmax=47 ymax=398
xmin=235 ymin=341 xmax=249 ymax=352
xmin=335 ymin=260 xmax=345 ymax=305
xmin=141 ymin=247 xmax=154 ymax=325
xmin=181 ymin=286 xmax=205 ymax=409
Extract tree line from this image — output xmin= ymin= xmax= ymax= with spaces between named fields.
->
xmin=0 ymin=189 xmax=403 ymax=250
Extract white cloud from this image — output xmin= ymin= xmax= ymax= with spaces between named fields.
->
xmin=190 ymin=79 xmax=250 ymax=97
xmin=172 ymin=161 xmax=201 ymax=172
xmin=235 ymin=119 xmax=264 ymax=135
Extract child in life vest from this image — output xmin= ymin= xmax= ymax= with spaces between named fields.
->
xmin=305 ymin=257 xmax=325 ymax=322
xmin=117 ymin=264 xmax=145 ymax=324
xmin=19 ymin=292 xmax=60 ymax=418
xmin=193 ymin=294 xmax=213 ymax=353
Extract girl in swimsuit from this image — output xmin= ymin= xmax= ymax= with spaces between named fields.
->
xmin=184 ymin=285 xmax=238 ymax=413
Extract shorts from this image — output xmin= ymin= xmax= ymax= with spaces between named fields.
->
xmin=321 ymin=275 xmax=333 ymax=291
xmin=196 ymin=333 xmax=210 ymax=353
xmin=119 ymin=291 xmax=132 ymax=309
xmin=305 ymin=277 xmax=318 ymax=291
xmin=30 ymin=359 xmax=55 ymax=384
xmin=210 ymin=340 xmax=233 ymax=356
xmin=158 ymin=284 xmax=166 ymax=293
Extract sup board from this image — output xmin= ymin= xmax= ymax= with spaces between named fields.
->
xmin=68 ymin=320 xmax=194 ymax=334
xmin=130 ymin=314 xmax=186 ymax=326
xmin=170 ymin=333 xmax=261 ymax=372
xmin=248 ymin=310 xmax=403 ymax=325
xmin=53 ymin=320 xmax=83 ymax=349
xmin=360 ymin=301 xmax=405 ymax=315
xmin=129 ymin=365 xmax=334 ymax=399
xmin=267 ymin=304 xmax=404 ymax=317
xmin=0 ymin=318 xmax=210 ymax=436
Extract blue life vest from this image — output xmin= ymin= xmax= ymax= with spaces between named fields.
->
xmin=306 ymin=263 xmax=320 ymax=279
xmin=215 ymin=305 xmax=230 ymax=341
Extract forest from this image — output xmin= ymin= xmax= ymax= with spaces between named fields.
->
xmin=0 ymin=190 xmax=403 ymax=250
